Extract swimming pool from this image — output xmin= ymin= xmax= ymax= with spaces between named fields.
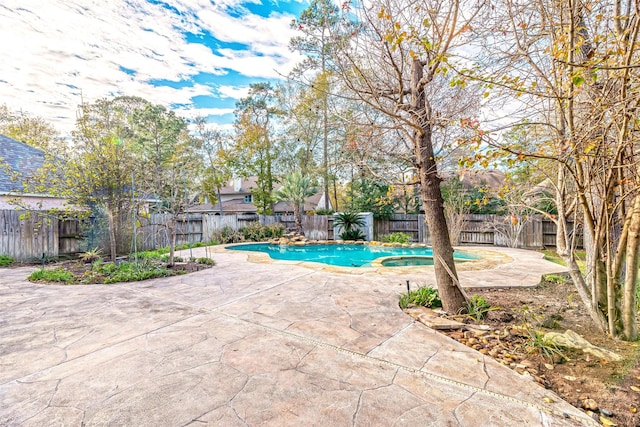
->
xmin=226 ymin=243 xmax=478 ymax=268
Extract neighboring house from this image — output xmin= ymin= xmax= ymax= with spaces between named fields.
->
xmin=191 ymin=176 xmax=330 ymax=216
xmin=0 ymin=134 xmax=68 ymax=210
xmin=400 ymin=168 xmax=505 ymax=192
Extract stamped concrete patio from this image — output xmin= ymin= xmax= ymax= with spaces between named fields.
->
xmin=0 ymin=246 xmax=597 ymax=426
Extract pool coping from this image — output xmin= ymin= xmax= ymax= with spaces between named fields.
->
xmin=215 ymin=242 xmax=513 ymax=275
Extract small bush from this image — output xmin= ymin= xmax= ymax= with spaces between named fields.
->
xmin=0 ymin=254 xmax=15 ymax=267
xmin=211 ymin=226 xmax=244 ymax=244
xmin=242 ymin=222 xmax=285 ymax=241
xmin=381 ymin=232 xmax=411 ymax=244
xmin=196 ymin=257 xmax=215 ymax=265
xmin=29 ymin=267 xmax=76 ymax=284
xmin=315 ymin=208 xmax=335 ymax=215
xmin=399 ymin=286 xmax=442 ymax=310
xmin=543 ymin=274 xmax=567 ymax=285
xmin=340 ymin=229 xmax=365 ymax=241
xmin=80 ymin=248 xmax=103 ymax=263
xmin=463 ymin=294 xmax=494 ymax=321
xmin=95 ymin=260 xmax=175 ymax=284
xmin=523 ymin=329 xmax=568 ymax=363
xmin=160 ymin=255 xmax=183 ymax=263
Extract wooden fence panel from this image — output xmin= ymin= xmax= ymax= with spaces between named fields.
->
xmin=0 ymin=210 xmax=59 ymax=260
xmin=58 ymin=219 xmax=81 ymax=254
xmin=202 ymin=215 xmax=238 ymax=242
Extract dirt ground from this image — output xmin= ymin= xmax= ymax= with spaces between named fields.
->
xmin=438 ymin=275 xmax=640 ymax=426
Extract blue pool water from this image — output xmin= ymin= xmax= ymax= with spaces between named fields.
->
xmin=226 ymin=243 xmax=478 ymax=268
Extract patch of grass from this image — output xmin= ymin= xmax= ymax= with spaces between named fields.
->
xmin=463 ymin=294 xmax=495 ymax=321
xmin=28 ymin=267 xmax=76 ymax=284
xmin=523 ymin=329 xmax=569 ymax=363
xmin=381 ymin=232 xmax=411 ymax=244
xmin=543 ymin=274 xmax=567 ymax=285
xmin=399 ymin=286 xmax=442 ymax=310
xmin=196 ymin=257 xmax=215 ymax=265
xmin=79 ymin=248 xmax=103 ymax=263
xmin=94 ymin=260 xmax=177 ymax=284
xmin=0 ymin=254 xmax=15 ymax=267
xmin=541 ymin=249 xmax=586 ymax=273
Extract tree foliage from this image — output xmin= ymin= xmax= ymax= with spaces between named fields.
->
xmin=470 ymin=0 xmax=640 ymax=339
xmin=275 ymin=171 xmax=319 ymax=234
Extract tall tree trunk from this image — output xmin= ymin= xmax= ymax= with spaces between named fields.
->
xmin=217 ymin=185 xmax=224 ymax=215
xmin=106 ymin=208 xmax=117 ymax=262
xmin=555 ymin=168 xmax=607 ymax=332
xmin=411 ymin=58 xmax=467 ymax=314
xmin=168 ymin=217 xmax=176 ymax=266
xmin=622 ymin=195 xmax=640 ymax=340
xmin=294 ymin=204 xmax=303 ymax=235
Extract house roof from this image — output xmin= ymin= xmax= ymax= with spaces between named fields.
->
xmin=443 ymin=170 xmax=506 ymax=191
xmin=219 ymin=177 xmax=260 ymax=195
xmin=0 ymin=134 xmax=46 ymax=193
xmin=192 ymin=191 xmax=325 ymax=215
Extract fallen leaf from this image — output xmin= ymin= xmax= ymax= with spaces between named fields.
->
xmin=599 ymin=415 xmax=617 ymax=426
xmin=544 ymin=363 xmax=554 ymax=370
xmin=630 ymin=407 xmax=637 ymax=413
xmin=631 ymin=386 xmax=640 ymax=392
xmin=543 ymin=397 xmax=553 ymax=403
xmin=564 ymin=375 xmax=577 ymax=381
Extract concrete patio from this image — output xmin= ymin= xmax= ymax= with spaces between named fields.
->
xmin=0 ymin=246 xmax=597 ymax=426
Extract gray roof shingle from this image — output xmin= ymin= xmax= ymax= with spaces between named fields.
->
xmin=0 ymin=134 xmax=46 ymax=193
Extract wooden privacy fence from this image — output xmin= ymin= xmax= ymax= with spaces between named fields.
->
xmin=129 ymin=212 xmax=582 ymax=252
xmin=0 ymin=209 xmax=580 ymax=259
xmin=0 ymin=210 xmax=82 ymax=261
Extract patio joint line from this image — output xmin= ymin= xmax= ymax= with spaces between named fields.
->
xmin=118 ymin=278 xmax=594 ymax=426
xmin=219 ymin=312 xmax=597 ymax=426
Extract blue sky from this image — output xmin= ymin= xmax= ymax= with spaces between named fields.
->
xmin=0 ymin=0 xmax=308 ymax=136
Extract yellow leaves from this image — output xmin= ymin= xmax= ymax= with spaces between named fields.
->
xmin=630 ymin=385 xmax=640 ymax=392
xmin=600 ymin=415 xmax=617 ymax=426
xmin=542 ymin=397 xmax=553 ymax=403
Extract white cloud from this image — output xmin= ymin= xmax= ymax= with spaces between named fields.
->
xmin=218 ymin=85 xmax=251 ymax=99
xmin=0 ymin=0 xmax=305 ymax=136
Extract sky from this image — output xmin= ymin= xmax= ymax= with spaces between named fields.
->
xmin=0 ymin=0 xmax=308 ymax=136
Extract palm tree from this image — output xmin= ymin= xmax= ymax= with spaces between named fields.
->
xmin=333 ymin=211 xmax=366 ymax=240
xmin=275 ymin=171 xmax=319 ymax=234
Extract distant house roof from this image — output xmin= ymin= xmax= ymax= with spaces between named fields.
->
xmin=191 ymin=193 xmax=325 ymax=215
xmin=0 ymin=134 xmax=46 ymax=193
xmin=443 ymin=170 xmax=506 ymax=191
xmin=219 ymin=177 xmax=259 ymax=195
xmin=193 ymin=176 xmax=328 ymax=215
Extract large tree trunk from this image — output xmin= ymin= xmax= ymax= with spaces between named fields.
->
xmin=411 ymin=58 xmax=467 ymax=314
xmin=622 ymin=195 xmax=640 ymax=340
xmin=555 ymin=168 xmax=607 ymax=332
xmin=106 ymin=207 xmax=117 ymax=262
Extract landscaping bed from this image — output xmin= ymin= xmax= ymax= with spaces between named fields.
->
xmin=407 ymin=275 xmax=640 ymax=426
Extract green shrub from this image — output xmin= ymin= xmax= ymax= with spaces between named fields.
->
xmin=136 ymin=248 xmax=169 ymax=259
xmin=0 ymin=254 xmax=15 ymax=267
xmin=160 ymin=255 xmax=183 ymax=263
xmin=95 ymin=260 xmax=175 ymax=284
xmin=29 ymin=267 xmax=76 ymax=284
xmin=399 ymin=286 xmax=442 ymax=309
xmin=196 ymin=257 xmax=215 ymax=265
xmin=315 ymin=208 xmax=335 ymax=215
xmin=340 ymin=229 xmax=365 ymax=241
xmin=211 ymin=225 xmax=244 ymax=244
xmin=381 ymin=232 xmax=411 ymax=244
xmin=242 ymin=222 xmax=285 ymax=241
xmin=79 ymin=248 xmax=103 ymax=263
xmin=175 ymin=242 xmax=206 ymax=251
xmin=463 ymin=294 xmax=494 ymax=321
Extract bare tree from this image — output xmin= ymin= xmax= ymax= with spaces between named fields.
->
xmin=477 ymin=0 xmax=640 ymax=339
xmin=329 ymin=0 xmax=484 ymax=313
